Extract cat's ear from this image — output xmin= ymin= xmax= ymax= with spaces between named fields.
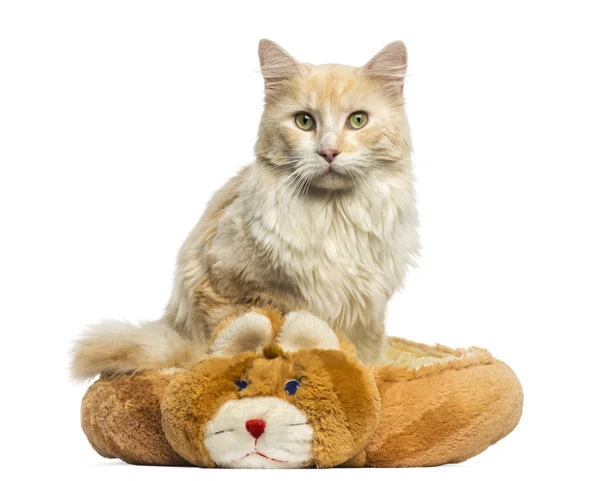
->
xmin=362 ymin=41 xmax=408 ymax=95
xmin=258 ymin=39 xmax=303 ymax=89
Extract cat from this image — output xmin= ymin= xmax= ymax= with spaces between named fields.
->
xmin=71 ymin=39 xmax=419 ymax=379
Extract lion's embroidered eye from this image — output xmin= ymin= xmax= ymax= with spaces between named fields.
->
xmin=235 ymin=380 xmax=248 ymax=391
xmin=284 ymin=379 xmax=300 ymax=395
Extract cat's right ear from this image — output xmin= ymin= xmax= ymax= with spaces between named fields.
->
xmin=362 ymin=41 xmax=408 ymax=96
xmin=258 ymin=39 xmax=303 ymax=89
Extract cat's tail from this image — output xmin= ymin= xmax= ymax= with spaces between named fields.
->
xmin=70 ymin=320 xmax=204 ymax=381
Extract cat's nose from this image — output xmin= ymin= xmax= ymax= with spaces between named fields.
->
xmin=245 ymin=419 xmax=266 ymax=438
xmin=318 ymin=149 xmax=341 ymax=163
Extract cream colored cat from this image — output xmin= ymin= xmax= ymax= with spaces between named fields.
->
xmin=72 ymin=39 xmax=419 ymax=378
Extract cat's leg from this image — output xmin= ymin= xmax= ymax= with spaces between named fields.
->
xmin=184 ymin=273 xmax=302 ymax=345
xmin=347 ymin=318 xmax=386 ymax=364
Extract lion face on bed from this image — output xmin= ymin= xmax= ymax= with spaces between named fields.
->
xmin=161 ymin=311 xmax=381 ymax=468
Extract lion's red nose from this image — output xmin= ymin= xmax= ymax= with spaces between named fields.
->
xmin=245 ymin=419 xmax=266 ymax=439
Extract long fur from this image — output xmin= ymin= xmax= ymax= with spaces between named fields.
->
xmin=70 ymin=320 xmax=203 ymax=380
xmin=71 ymin=40 xmax=419 ymax=379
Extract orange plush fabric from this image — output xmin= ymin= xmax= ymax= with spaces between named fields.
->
xmin=161 ymin=348 xmax=380 ymax=468
xmin=367 ymin=338 xmax=523 ymax=466
xmin=81 ymin=372 xmax=187 ymax=466
xmin=80 ymin=311 xmax=523 ymax=468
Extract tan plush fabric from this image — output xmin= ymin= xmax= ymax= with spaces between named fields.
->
xmin=367 ymin=338 xmax=523 ymax=466
xmin=161 ymin=347 xmax=380 ymax=468
xmin=80 ymin=335 xmax=522 ymax=468
xmin=81 ymin=373 xmax=188 ymax=466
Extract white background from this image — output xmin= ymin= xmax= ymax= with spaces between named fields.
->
xmin=1 ymin=1 xmax=598 ymax=479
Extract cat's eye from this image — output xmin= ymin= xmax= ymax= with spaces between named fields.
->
xmin=294 ymin=112 xmax=315 ymax=131
xmin=235 ymin=380 xmax=248 ymax=391
xmin=347 ymin=111 xmax=368 ymax=130
xmin=284 ymin=379 xmax=301 ymax=395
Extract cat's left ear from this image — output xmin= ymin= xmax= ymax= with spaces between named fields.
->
xmin=258 ymin=39 xmax=304 ymax=90
xmin=362 ymin=41 xmax=408 ymax=95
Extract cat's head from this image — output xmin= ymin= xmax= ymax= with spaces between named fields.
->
xmin=255 ymin=40 xmax=411 ymax=192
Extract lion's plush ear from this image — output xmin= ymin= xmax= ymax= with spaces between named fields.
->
xmin=208 ymin=312 xmax=273 ymax=357
xmin=278 ymin=312 xmax=340 ymax=352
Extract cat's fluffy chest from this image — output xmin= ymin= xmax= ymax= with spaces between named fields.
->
xmin=245 ymin=179 xmax=417 ymax=328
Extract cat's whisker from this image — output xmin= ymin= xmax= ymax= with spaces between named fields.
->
xmin=276 ymin=172 xmax=304 ymax=216
xmin=201 ymin=168 xmax=295 ymax=227
xmin=278 ymin=168 xmax=316 ymax=215
xmin=300 ymin=174 xmax=314 ymax=199
xmin=262 ymin=171 xmax=298 ymax=210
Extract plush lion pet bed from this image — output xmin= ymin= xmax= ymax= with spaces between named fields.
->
xmin=80 ymin=310 xmax=523 ymax=468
